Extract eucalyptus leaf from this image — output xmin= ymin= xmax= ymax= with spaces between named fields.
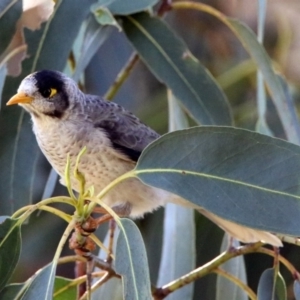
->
xmin=115 ymin=219 xmax=152 ymax=300
xmin=257 ymin=269 xmax=286 ymax=300
xmin=168 ymin=90 xmax=189 ymax=131
xmin=108 ymin=0 xmax=159 ymax=15
xmin=72 ymin=15 xmax=113 ymax=82
xmin=157 ymin=204 xmax=195 ymax=300
xmin=216 ymin=236 xmax=247 ymax=300
xmin=92 ymin=226 xmax=123 ymax=300
xmin=30 ymin=0 xmax=97 ymax=72
xmin=0 ymin=0 xmax=22 ymax=55
xmin=92 ymin=6 xmax=120 ymax=29
xmin=41 ymin=168 xmax=58 ymax=200
xmin=0 ymin=216 xmax=10 ymax=223
xmin=0 ymin=283 xmax=24 ymax=300
xmin=92 ymin=278 xmax=123 ymax=300
xmin=21 ymin=264 xmax=55 ymax=300
xmin=256 ymin=1 xmax=270 ymax=137
xmin=0 ymin=66 xmax=7 ymax=109
xmin=122 ymin=13 xmax=232 ymax=126
xmin=293 ymin=280 xmax=300 ymax=300
xmin=0 ymin=218 xmax=21 ymax=292
xmin=226 ymin=18 xmax=300 ymax=144
xmin=135 ymin=126 xmax=300 ymax=235
xmin=156 ymin=92 xmax=195 ymax=300
xmin=53 ymin=277 xmax=77 ymax=300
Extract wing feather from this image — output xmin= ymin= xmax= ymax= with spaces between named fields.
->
xmin=85 ymin=96 xmax=160 ymax=161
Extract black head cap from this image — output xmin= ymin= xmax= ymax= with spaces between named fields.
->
xmin=33 ymin=70 xmax=69 ymax=118
xmin=34 ymin=70 xmax=65 ymax=96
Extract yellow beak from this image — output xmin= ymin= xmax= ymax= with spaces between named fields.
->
xmin=6 ymin=93 xmax=33 ymax=106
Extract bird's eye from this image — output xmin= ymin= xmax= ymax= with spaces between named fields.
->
xmin=41 ymin=88 xmax=57 ymax=98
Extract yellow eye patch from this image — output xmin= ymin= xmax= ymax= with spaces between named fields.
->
xmin=49 ymin=88 xmax=57 ymax=98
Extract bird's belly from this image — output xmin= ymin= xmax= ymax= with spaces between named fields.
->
xmin=33 ymin=122 xmax=166 ymax=217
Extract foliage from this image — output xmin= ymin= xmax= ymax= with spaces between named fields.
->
xmin=1 ymin=0 xmax=300 ymax=299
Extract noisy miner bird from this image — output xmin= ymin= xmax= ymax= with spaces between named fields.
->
xmin=7 ymin=70 xmax=282 ymax=246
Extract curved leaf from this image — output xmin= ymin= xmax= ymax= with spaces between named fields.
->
xmin=53 ymin=277 xmax=77 ymax=300
xmin=72 ymin=15 xmax=113 ymax=82
xmin=293 ymin=280 xmax=300 ymax=300
xmin=92 ymin=278 xmax=123 ymax=300
xmin=135 ymin=126 xmax=300 ymax=235
xmin=228 ymin=19 xmax=300 ymax=144
xmin=122 ymin=13 xmax=232 ymax=126
xmin=0 ymin=218 xmax=21 ymax=292
xmin=257 ymin=269 xmax=286 ymax=300
xmin=156 ymin=91 xmax=195 ymax=300
xmin=0 ymin=66 xmax=7 ymax=108
xmin=108 ymin=0 xmax=159 ymax=15
xmin=0 ymin=283 xmax=24 ymax=300
xmin=115 ymin=219 xmax=152 ymax=300
xmin=157 ymin=204 xmax=195 ymax=300
xmin=92 ymin=225 xmax=123 ymax=300
xmin=172 ymin=2 xmax=300 ymax=143
xmin=0 ymin=0 xmax=22 ymax=55
xmin=21 ymin=264 xmax=54 ymax=300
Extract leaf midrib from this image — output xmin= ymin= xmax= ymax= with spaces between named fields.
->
xmin=126 ymin=15 xmax=214 ymax=124
xmin=135 ymin=168 xmax=300 ymax=200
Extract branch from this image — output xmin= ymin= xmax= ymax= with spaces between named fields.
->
xmin=153 ymin=242 xmax=263 ymax=299
xmin=104 ymin=53 xmax=139 ymax=101
xmin=213 ymin=268 xmax=257 ymax=300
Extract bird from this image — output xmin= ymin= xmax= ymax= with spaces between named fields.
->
xmin=7 ymin=70 xmax=282 ymax=246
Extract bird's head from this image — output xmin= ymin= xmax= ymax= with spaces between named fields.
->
xmin=7 ymin=70 xmax=80 ymax=119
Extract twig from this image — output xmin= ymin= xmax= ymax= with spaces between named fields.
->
xmin=152 ymin=242 xmax=263 ymax=299
xmin=91 ymin=254 xmax=121 ymax=278
xmin=277 ymin=235 xmax=300 ymax=246
xmin=256 ymin=248 xmax=300 ymax=280
xmin=104 ymin=53 xmax=139 ymax=101
xmin=107 ymin=219 xmax=116 ymax=264
xmin=213 ymin=268 xmax=257 ymax=300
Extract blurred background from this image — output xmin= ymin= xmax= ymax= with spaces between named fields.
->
xmin=1 ymin=0 xmax=300 ymax=299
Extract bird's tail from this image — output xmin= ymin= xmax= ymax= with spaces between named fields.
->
xmin=198 ymin=208 xmax=282 ymax=247
xmin=169 ymin=195 xmax=282 ymax=247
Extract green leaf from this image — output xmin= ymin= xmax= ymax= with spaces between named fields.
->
xmin=122 ymin=13 xmax=232 ymax=126
xmin=156 ymin=91 xmax=195 ymax=300
xmin=293 ymin=281 xmax=300 ymax=300
xmin=0 ymin=0 xmax=22 ymax=55
xmin=21 ymin=220 xmax=74 ymax=300
xmin=91 ymin=278 xmax=123 ymax=300
xmin=115 ymin=219 xmax=152 ymax=300
xmin=257 ymin=269 xmax=286 ymax=300
xmin=21 ymin=264 xmax=55 ymax=300
xmin=168 ymin=90 xmax=189 ymax=131
xmin=226 ymin=18 xmax=300 ymax=144
xmin=92 ymin=228 xmax=123 ymax=300
xmin=135 ymin=126 xmax=300 ymax=235
xmin=53 ymin=277 xmax=77 ymax=300
xmin=0 ymin=283 xmax=24 ymax=300
xmin=72 ymin=15 xmax=113 ymax=82
xmin=30 ymin=0 xmax=97 ymax=72
xmin=108 ymin=0 xmax=159 ymax=15
xmin=157 ymin=204 xmax=195 ymax=300
xmin=0 ymin=218 xmax=21 ymax=292
xmin=92 ymin=6 xmax=121 ymax=28
xmin=0 ymin=65 xmax=7 ymax=107
xmin=216 ymin=237 xmax=247 ymax=300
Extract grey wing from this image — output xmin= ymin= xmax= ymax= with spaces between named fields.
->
xmin=87 ymin=96 xmax=160 ymax=161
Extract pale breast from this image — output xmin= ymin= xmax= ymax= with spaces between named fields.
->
xmin=32 ymin=117 xmax=167 ymax=217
